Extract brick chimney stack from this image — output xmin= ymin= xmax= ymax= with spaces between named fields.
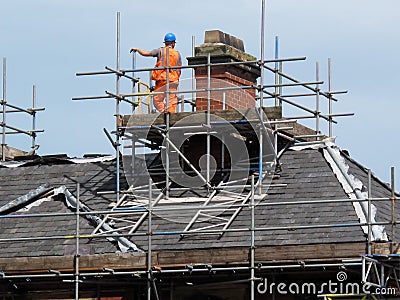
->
xmin=187 ymin=30 xmax=261 ymax=110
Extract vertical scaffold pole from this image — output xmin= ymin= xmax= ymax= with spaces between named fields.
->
xmin=328 ymin=58 xmax=333 ymax=137
xmin=147 ymin=178 xmax=153 ymax=300
xmin=258 ymin=0 xmax=266 ymax=194
xmin=115 ymin=12 xmax=121 ymax=203
xmin=260 ymin=0 xmax=266 ymax=104
xmin=131 ymin=50 xmax=136 ymax=179
xmin=367 ymin=169 xmax=372 ymax=255
xmin=250 ymin=175 xmax=255 ymax=300
xmin=32 ymin=85 xmax=37 ymax=152
xmin=391 ymin=167 xmax=395 ymax=253
xmin=132 ymin=51 xmax=136 ymax=113
xmin=273 ymin=36 xmax=279 ymax=157
xmin=131 ymin=51 xmax=138 ymax=182
xmin=221 ymin=92 xmax=226 ymax=175
xmin=274 ymin=36 xmax=279 ymax=107
xmin=315 ymin=62 xmax=320 ymax=140
xmin=206 ymin=53 xmax=211 ymax=189
xmin=165 ymin=47 xmax=170 ymax=199
xmin=191 ymin=35 xmax=196 ymax=112
xmin=278 ymin=53 xmax=282 ymax=107
xmin=260 ymin=0 xmax=266 ymax=108
xmin=1 ymin=58 xmax=6 ymax=162
xmin=75 ymin=182 xmax=80 ymax=300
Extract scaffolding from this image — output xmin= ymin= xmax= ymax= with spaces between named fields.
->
xmin=0 ymin=173 xmax=398 ymax=299
xmin=0 ymin=2 xmax=399 ymax=300
xmin=0 ymin=57 xmax=45 ymax=161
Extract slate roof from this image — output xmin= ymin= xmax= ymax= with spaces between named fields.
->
xmin=0 ymin=143 xmax=396 ymax=258
xmin=0 ymin=157 xmax=126 ymax=257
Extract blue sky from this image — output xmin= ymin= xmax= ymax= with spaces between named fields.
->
xmin=1 ymin=0 xmax=399 ymax=189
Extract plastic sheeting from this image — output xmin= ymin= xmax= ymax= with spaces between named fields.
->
xmin=54 ymin=186 xmax=143 ymax=253
xmin=290 ymin=138 xmax=388 ymax=241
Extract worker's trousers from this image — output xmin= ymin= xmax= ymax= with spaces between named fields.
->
xmin=153 ymin=80 xmax=179 ymax=113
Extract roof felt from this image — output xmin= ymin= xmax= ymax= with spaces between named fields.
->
xmin=0 ymin=144 xmax=395 ymax=258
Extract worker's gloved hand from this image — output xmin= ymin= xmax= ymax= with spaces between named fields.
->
xmin=130 ymin=48 xmax=138 ymax=53
xmin=149 ymin=86 xmax=155 ymax=92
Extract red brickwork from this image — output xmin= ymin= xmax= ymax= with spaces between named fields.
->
xmin=187 ymin=30 xmax=260 ymax=111
xmin=195 ymin=71 xmax=257 ymax=111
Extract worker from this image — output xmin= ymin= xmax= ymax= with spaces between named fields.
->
xmin=130 ymin=32 xmax=182 ymax=113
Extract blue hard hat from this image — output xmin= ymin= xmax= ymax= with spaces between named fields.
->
xmin=164 ymin=32 xmax=176 ymax=43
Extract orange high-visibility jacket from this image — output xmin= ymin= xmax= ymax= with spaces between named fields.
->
xmin=151 ymin=46 xmax=181 ymax=82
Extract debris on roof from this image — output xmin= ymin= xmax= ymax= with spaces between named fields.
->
xmin=0 ymin=184 xmax=53 ymax=215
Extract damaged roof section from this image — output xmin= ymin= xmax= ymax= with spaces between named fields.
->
xmin=0 ymin=184 xmax=142 ymax=257
xmin=0 ymin=156 xmax=142 ymax=257
xmin=0 ymin=155 xmax=123 ymax=211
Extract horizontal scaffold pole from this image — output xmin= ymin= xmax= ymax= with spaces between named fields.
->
xmin=75 ymin=57 xmax=307 ymax=76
